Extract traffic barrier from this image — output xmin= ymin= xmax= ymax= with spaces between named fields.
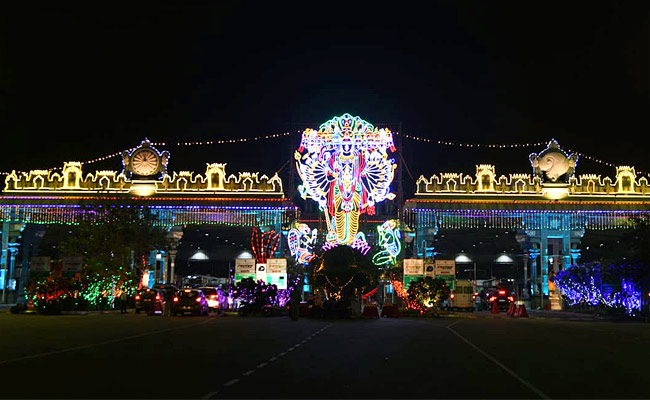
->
xmin=362 ymin=304 xmax=380 ymax=318
xmin=518 ymin=304 xmax=529 ymax=318
xmin=507 ymin=302 xmax=515 ymax=316
xmin=491 ymin=301 xmax=500 ymax=314
xmin=381 ymin=304 xmax=401 ymax=318
xmin=513 ymin=305 xmax=520 ymax=317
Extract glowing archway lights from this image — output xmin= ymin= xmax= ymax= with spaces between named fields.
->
xmin=295 ymin=113 xmax=397 ymax=247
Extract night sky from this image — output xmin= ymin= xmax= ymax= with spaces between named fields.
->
xmin=1 ymin=2 xmax=648 ymax=196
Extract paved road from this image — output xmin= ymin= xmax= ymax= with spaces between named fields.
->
xmin=0 ymin=311 xmax=648 ymax=399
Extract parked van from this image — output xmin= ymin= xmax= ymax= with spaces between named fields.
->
xmin=449 ymin=279 xmax=475 ymax=311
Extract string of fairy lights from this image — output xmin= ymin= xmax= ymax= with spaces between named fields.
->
xmin=0 ymin=132 xmax=294 ymax=176
xmin=397 ymin=132 xmax=645 ymax=174
xmin=1 ymin=130 xmax=644 ymax=176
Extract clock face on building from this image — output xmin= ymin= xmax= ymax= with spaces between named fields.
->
xmin=131 ymin=149 xmax=160 ymax=176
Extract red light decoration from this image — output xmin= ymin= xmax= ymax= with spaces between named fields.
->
xmin=251 ymin=226 xmax=280 ymax=264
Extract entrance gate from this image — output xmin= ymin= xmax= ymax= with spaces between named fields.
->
xmin=405 ymin=140 xmax=650 ymax=305
xmin=0 ymin=139 xmax=296 ymax=302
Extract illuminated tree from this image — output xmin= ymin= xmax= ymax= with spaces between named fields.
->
xmin=407 ymin=277 xmax=450 ymax=314
xmin=58 ymin=203 xmax=170 ymax=273
xmin=310 ymin=245 xmax=378 ymax=308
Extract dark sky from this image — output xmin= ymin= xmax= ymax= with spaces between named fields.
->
xmin=1 ymin=1 xmax=648 ymax=195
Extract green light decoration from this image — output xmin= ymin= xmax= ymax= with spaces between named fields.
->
xmin=25 ymin=266 xmax=138 ymax=312
xmin=372 ymin=219 xmax=401 ymax=266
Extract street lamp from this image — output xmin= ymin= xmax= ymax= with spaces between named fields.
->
xmin=455 ymin=253 xmax=476 ymax=284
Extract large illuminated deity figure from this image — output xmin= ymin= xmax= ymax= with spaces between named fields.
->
xmin=296 ymin=113 xmax=397 ymax=246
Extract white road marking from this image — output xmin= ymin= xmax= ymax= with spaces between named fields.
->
xmin=0 ymin=319 xmax=213 ymax=366
xmin=446 ymin=320 xmax=462 ymax=329
xmin=445 ymin=325 xmax=550 ymax=399
xmin=204 ymin=324 xmax=332 ymax=397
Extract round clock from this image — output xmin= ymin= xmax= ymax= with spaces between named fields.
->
xmin=131 ymin=148 xmax=160 ymax=176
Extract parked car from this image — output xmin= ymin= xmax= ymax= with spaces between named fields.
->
xmin=134 ymin=288 xmax=164 ymax=314
xmin=153 ymin=284 xmax=179 ymax=304
xmin=198 ymin=286 xmax=220 ymax=312
xmin=173 ymin=288 xmax=209 ymax=316
xmin=153 ymin=283 xmax=179 ymax=297
xmin=487 ymin=283 xmax=515 ymax=312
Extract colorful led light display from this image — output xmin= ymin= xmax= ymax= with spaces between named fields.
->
xmin=372 ymin=219 xmax=401 ymax=266
xmin=287 ymin=223 xmax=317 ymax=265
xmin=296 ymin=113 xmax=397 ymax=247
xmin=405 ymin=208 xmax=647 ymax=231
xmin=251 ymin=226 xmax=280 ymax=264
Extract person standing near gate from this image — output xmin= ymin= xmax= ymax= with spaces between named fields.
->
xmin=163 ymin=288 xmax=175 ymax=316
xmin=119 ymin=289 xmax=128 ymax=314
xmin=290 ymin=285 xmax=300 ymax=321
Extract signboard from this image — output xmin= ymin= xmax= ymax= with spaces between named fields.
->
xmin=267 ymin=258 xmax=287 ymax=274
xmin=267 ymin=274 xmax=287 ymax=289
xmin=267 ymin=258 xmax=288 ymax=289
xmin=62 ymin=256 xmax=83 ymax=273
xmin=234 ymin=258 xmax=256 ymax=283
xmin=30 ymin=256 xmax=51 ymax=272
xmin=434 ymin=259 xmax=456 ymax=290
xmin=434 ymin=259 xmax=456 ymax=276
xmin=255 ymin=263 xmax=267 ymax=283
xmin=424 ymin=262 xmax=435 ymax=278
xmin=403 ymin=259 xmax=424 ymax=289
xmin=403 ymin=259 xmax=424 ymax=275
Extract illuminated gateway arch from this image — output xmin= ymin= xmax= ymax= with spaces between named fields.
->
xmin=1 ymin=118 xmax=650 ymax=309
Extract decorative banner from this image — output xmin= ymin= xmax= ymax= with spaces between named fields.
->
xmin=267 ymin=258 xmax=288 ymax=289
xmin=403 ymin=258 xmax=424 ymax=289
xmin=30 ymin=256 xmax=51 ymax=272
xmin=62 ymin=256 xmax=83 ymax=273
xmin=234 ymin=258 xmax=256 ymax=283
xmin=424 ymin=262 xmax=435 ymax=278
xmin=296 ymin=113 xmax=397 ymax=246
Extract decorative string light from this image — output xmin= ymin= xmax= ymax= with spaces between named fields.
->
xmin=403 ymin=207 xmax=648 ymax=231
xmin=0 ymin=132 xmax=294 ymax=176
xmin=400 ymin=133 xmax=646 ymax=174
xmin=148 ymin=132 xmax=292 ymax=148
xmin=0 ymin=203 xmax=298 ymax=227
